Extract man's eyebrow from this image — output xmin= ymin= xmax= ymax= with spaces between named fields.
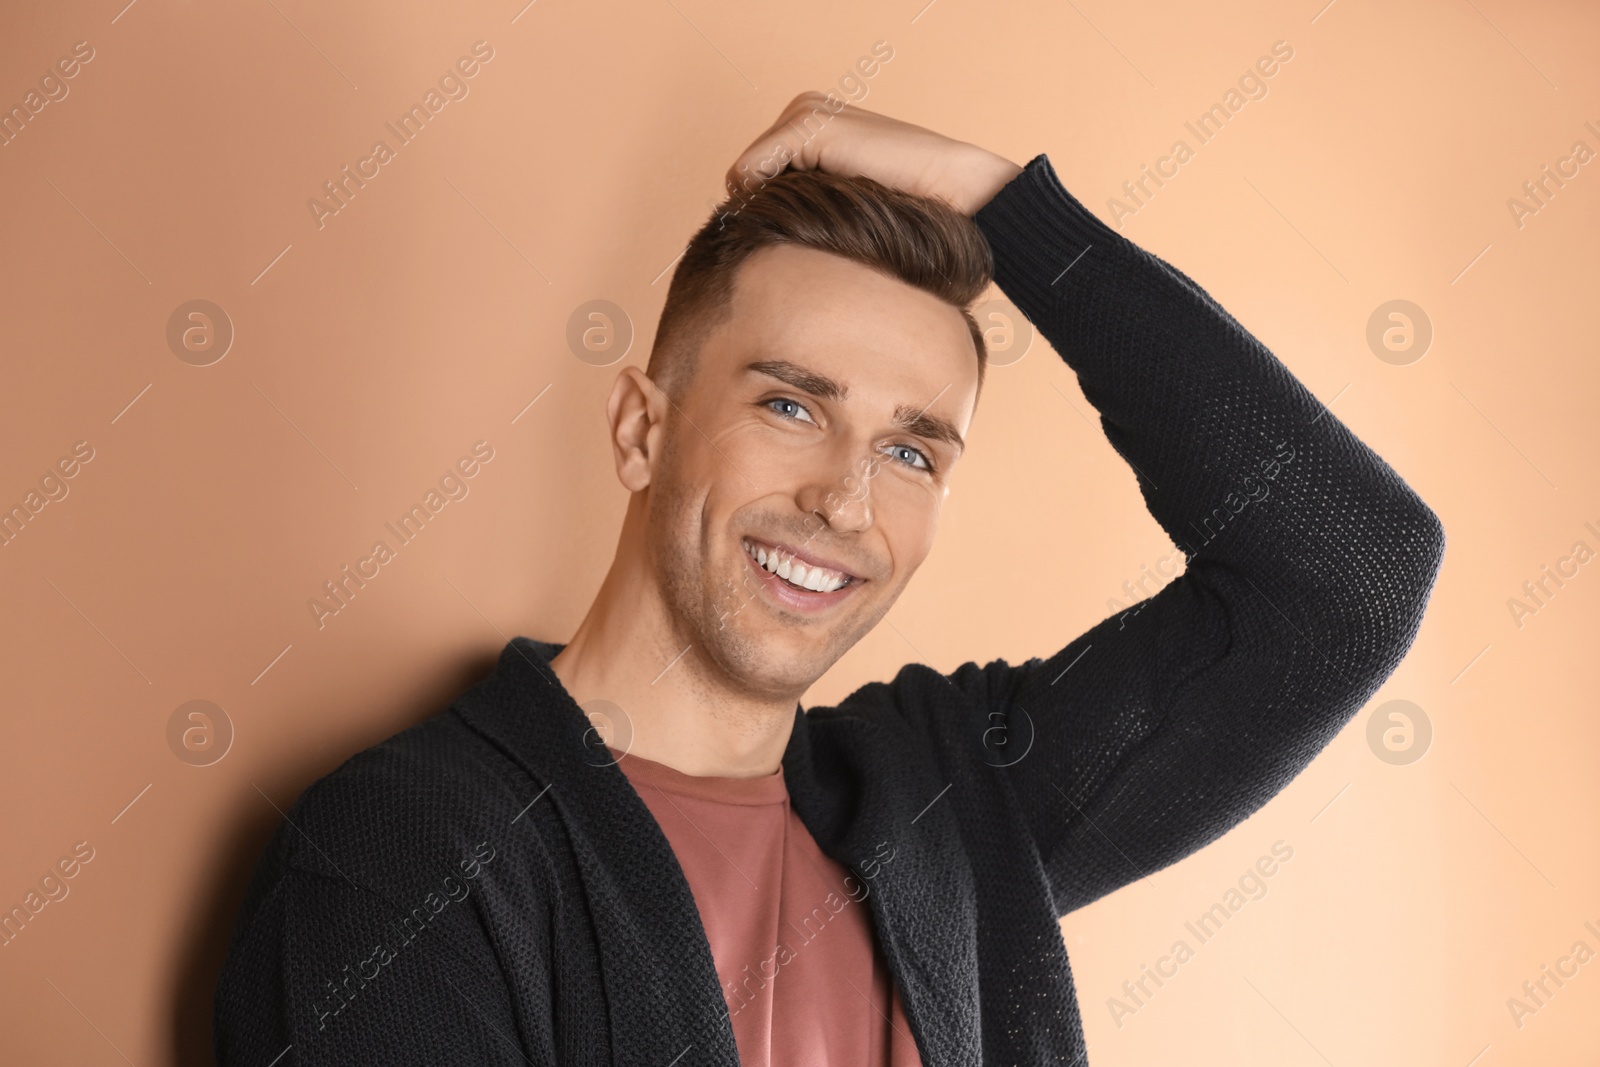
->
xmin=893 ymin=402 xmax=965 ymax=457
xmin=745 ymin=359 xmax=848 ymax=402
xmin=746 ymin=359 xmax=965 ymax=457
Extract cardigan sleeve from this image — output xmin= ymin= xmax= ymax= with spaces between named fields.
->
xmin=211 ymin=865 xmax=538 ymax=1066
xmin=923 ymin=154 xmax=1446 ymax=916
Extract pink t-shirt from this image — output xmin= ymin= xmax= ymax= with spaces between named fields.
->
xmin=611 ymin=746 xmax=923 ymax=1067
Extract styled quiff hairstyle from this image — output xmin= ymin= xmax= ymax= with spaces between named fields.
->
xmin=645 ymin=168 xmax=995 ymax=404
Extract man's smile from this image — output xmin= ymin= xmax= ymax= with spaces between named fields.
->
xmin=741 ymin=536 xmax=867 ymax=611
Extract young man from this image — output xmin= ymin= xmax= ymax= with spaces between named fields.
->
xmin=214 ymin=94 xmax=1444 ymax=1065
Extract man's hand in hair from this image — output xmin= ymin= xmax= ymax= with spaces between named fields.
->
xmin=723 ymin=91 xmax=1023 ymax=216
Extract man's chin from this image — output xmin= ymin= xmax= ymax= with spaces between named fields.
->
xmin=707 ymin=617 xmax=841 ymax=697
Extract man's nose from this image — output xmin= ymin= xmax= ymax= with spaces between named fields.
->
xmin=795 ymin=447 xmax=875 ymax=536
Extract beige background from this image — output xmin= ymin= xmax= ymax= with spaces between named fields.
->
xmin=1 ymin=0 xmax=1596 ymax=1063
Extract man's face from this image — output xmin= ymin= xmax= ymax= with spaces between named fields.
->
xmin=646 ymin=243 xmax=980 ymax=697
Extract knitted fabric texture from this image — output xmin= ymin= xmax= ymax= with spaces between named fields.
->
xmin=213 ymin=153 xmax=1445 ymax=1066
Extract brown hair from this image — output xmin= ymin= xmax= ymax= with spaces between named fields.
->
xmin=646 ymin=168 xmax=995 ymax=404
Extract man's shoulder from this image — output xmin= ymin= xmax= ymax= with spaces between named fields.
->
xmin=275 ymin=706 xmax=521 ymax=887
xmin=215 ymin=703 xmax=544 ymax=1062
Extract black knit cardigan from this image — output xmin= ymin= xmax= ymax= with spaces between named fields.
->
xmin=213 ymin=154 xmax=1445 ymax=1066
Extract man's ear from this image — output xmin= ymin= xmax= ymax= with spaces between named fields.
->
xmin=607 ymin=365 xmax=668 ymax=492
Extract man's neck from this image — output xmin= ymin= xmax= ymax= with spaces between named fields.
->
xmin=549 ymin=553 xmax=801 ymax=779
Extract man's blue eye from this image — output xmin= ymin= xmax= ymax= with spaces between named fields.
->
xmin=884 ymin=444 xmax=932 ymax=472
xmin=765 ymin=397 xmax=821 ymax=425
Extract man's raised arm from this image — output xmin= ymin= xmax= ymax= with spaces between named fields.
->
xmin=952 ymin=152 xmax=1445 ymax=914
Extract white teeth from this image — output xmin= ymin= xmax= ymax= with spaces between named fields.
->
xmin=742 ymin=538 xmax=850 ymax=593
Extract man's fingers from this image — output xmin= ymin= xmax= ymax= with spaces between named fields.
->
xmin=718 ymin=93 xmax=1011 ymax=215
xmin=724 ymin=122 xmax=811 ymax=194
xmin=723 ymin=92 xmax=849 ymax=197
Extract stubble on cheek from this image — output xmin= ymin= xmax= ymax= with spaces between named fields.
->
xmin=648 ymin=452 xmax=712 ymax=633
xmin=646 ymin=438 xmax=759 ymax=679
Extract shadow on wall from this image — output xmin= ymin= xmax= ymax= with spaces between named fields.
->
xmin=166 ymin=646 xmax=504 ymax=1066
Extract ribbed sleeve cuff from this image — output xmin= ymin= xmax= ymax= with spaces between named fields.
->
xmin=973 ymin=153 xmax=1140 ymax=320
